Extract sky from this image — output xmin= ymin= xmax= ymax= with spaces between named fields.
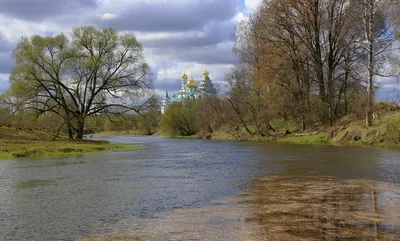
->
xmin=0 ymin=0 xmax=395 ymax=100
xmin=0 ymin=0 xmax=262 ymax=96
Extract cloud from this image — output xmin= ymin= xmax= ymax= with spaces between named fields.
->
xmin=155 ymin=78 xmax=183 ymax=93
xmin=0 ymin=74 xmax=9 ymax=93
xmin=0 ymin=15 xmax=71 ymax=43
xmin=93 ymin=0 xmax=237 ymax=32
xmin=244 ymin=0 xmax=262 ymax=12
xmin=0 ymin=0 xmax=240 ymax=95
xmin=377 ymin=76 xmax=399 ymax=86
xmin=0 ymin=0 xmax=97 ymax=21
xmin=0 ymin=32 xmax=15 ymax=76
xmin=0 ymin=53 xmax=13 ymax=75
xmin=376 ymin=87 xmax=400 ymax=102
xmin=140 ymin=19 xmax=235 ymax=49
xmin=147 ymin=42 xmax=235 ymax=66
xmin=137 ymin=15 xmax=238 ymax=69
xmin=176 ymin=42 xmax=236 ymax=65
xmin=0 ymin=33 xmax=14 ymax=53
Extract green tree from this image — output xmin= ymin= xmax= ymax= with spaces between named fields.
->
xmin=9 ymin=26 xmax=151 ymax=139
xmin=160 ymin=102 xmax=197 ymax=136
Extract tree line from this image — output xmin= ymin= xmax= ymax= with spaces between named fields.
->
xmin=0 ymin=108 xmax=160 ymax=138
xmin=161 ymin=0 xmax=400 ymax=138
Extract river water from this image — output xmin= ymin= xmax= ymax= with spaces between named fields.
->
xmin=1 ymin=136 xmax=400 ymax=240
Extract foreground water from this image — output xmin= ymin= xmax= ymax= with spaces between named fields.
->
xmin=1 ymin=136 xmax=400 ymax=240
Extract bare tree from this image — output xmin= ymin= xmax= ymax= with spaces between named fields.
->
xmin=257 ymin=0 xmax=375 ymax=126
xmin=355 ymin=0 xmax=396 ymax=127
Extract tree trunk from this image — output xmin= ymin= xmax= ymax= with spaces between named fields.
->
xmin=365 ymin=0 xmax=374 ymax=128
xmin=312 ymin=0 xmax=328 ymax=122
xmin=68 ymin=126 xmax=74 ymax=139
xmin=227 ymin=97 xmax=254 ymax=135
xmin=366 ymin=72 xmax=373 ymax=127
xmin=65 ymin=114 xmax=74 ymax=140
xmin=366 ymin=32 xmax=374 ymax=127
xmin=300 ymin=114 xmax=306 ymax=131
xmin=343 ymin=60 xmax=349 ymax=114
xmin=75 ymin=118 xmax=85 ymax=140
xmin=67 ymin=122 xmax=74 ymax=139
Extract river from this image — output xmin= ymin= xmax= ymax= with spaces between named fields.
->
xmin=0 ymin=136 xmax=400 ymax=240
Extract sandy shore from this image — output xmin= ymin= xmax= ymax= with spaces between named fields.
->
xmin=79 ymin=176 xmax=400 ymax=241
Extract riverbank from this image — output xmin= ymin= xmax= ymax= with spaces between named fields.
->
xmin=91 ymin=130 xmax=144 ymax=136
xmin=166 ymin=110 xmax=400 ymax=150
xmin=0 ymin=127 xmax=141 ymax=159
xmin=80 ymin=176 xmax=400 ymax=240
xmin=0 ymin=139 xmax=140 ymax=159
xmin=277 ymin=111 xmax=400 ymax=149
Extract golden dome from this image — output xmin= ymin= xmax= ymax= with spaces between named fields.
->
xmin=187 ymin=80 xmax=197 ymax=87
xmin=186 ymin=74 xmax=197 ymax=87
xmin=203 ymin=70 xmax=209 ymax=78
xmin=182 ymin=73 xmax=188 ymax=80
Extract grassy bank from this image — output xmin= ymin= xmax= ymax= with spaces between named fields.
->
xmin=0 ymin=139 xmax=140 ymax=159
xmin=166 ymin=109 xmax=400 ymax=150
xmin=277 ymin=111 xmax=400 ymax=149
xmin=277 ymin=133 xmax=331 ymax=145
xmin=170 ymin=135 xmax=200 ymax=139
xmin=92 ymin=130 xmax=143 ymax=136
xmin=0 ymin=126 xmax=141 ymax=159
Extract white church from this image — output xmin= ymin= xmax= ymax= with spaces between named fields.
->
xmin=161 ymin=70 xmax=217 ymax=114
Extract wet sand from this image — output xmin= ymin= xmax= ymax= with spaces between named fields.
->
xmin=80 ymin=176 xmax=400 ymax=240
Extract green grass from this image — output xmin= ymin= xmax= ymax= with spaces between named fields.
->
xmin=0 ymin=153 xmax=13 ymax=159
xmin=0 ymin=126 xmax=58 ymax=140
xmin=0 ymin=139 xmax=141 ymax=159
xmin=170 ymin=135 xmax=199 ymax=139
xmin=278 ymin=133 xmax=331 ymax=145
xmin=92 ymin=130 xmax=145 ymax=136
xmin=0 ymin=126 xmax=142 ymax=159
xmin=277 ymin=111 xmax=400 ymax=149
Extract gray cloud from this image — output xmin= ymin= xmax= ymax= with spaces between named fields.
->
xmin=376 ymin=87 xmax=400 ymax=102
xmin=0 ymin=76 xmax=9 ymax=93
xmin=377 ymin=76 xmax=399 ymax=87
xmin=0 ymin=85 xmax=8 ymax=93
xmin=0 ymin=33 xmax=15 ymax=76
xmin=0 ymin=33 xmax=14 ymax=52
xmin=0 ymin=53 xmax=13 ymax=74
xmin=149 ymin=42 xmax=236 ymax=65
xmin=0 ymin=0 xmax=97 ymax=21
xmin=95 ymin=0 xmax=237 ymax=32
xmin=155 ymin=78 xmax=182 ymax=93
xmin=0 ymin=0 xmax=239 ymax=95
xmin=141 ymin=20 xmax=235 ymax=49
xmin=139 ymin=14 xmax=236 ymax=67
xmin=176 ymin=44 xmax=236 ymax=65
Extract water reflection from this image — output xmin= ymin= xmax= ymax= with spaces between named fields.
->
xmin=249 ymin=176 xmax=400 ymax=240
xmin=81 ymin=176 xmax=400 ymax=240
xmin=15 ymin=179 xmax=54 ymax=189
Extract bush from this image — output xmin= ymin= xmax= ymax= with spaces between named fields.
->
xmin=0 ymin=108 xmax=11 ymax=126
xmin=160 ymin=101 xmax=197 ymax=136
xmin=384 ymin=113 xmax=400 ymax=143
